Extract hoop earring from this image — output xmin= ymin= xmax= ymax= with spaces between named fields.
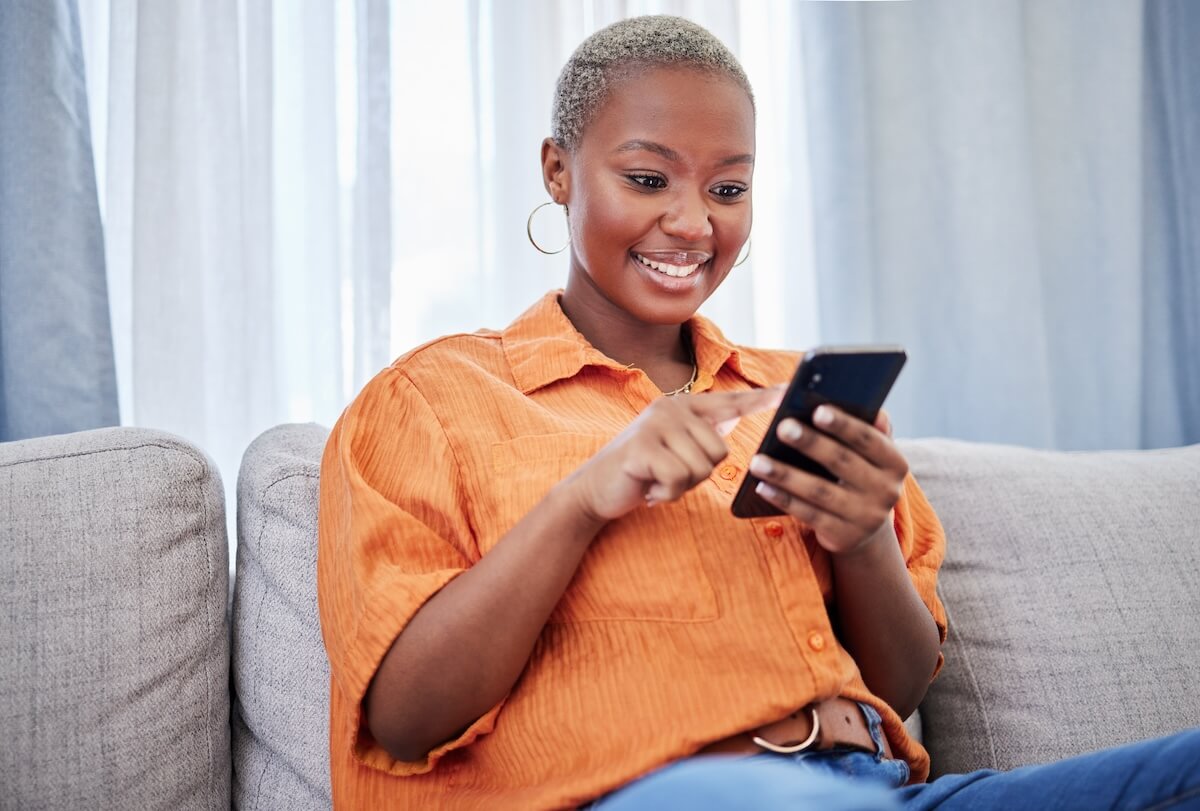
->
xmin=734 ymin=238 xmax=751 ymax=267
xmin=527 ymin=201 xmax=570 ymax=255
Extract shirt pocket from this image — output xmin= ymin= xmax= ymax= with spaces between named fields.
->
xmin=489 ymin=433 xmax=720 ymax=624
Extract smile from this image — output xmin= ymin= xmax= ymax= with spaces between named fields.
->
xmin=633 ymin=253 xmax=703 ymax=278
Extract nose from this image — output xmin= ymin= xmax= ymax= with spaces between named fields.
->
xmin=660 ymin=192 xmax=713 ymax=242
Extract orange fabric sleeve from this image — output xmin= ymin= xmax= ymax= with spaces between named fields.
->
xmin=893 ymin=473 xmax=949 ymax=680
xmin=317 ymin=368 xmax=504 ymax=776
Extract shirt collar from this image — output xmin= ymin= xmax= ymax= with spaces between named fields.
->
xmin=503 ymin=291 xmax=776 ymax=394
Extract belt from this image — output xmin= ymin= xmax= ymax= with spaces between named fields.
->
xmin=698 ymin=696 xmax=894 ymax=760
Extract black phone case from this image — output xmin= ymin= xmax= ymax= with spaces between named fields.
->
xmin=730 ymin=346 xmax=907 ymax=518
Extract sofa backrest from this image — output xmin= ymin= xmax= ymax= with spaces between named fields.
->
xmin=902 ymin=438 xmax=1200 ymax=777
xmin=233 ymin=425 xmax=1200 ymax=798
xmin=0 ymin=427 xmax=231 ymax=810
xmin=232 ymin=423 xmax=331 ymax=810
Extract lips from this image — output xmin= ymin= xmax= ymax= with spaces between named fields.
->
xmin=633 ymin=251 xmax=711 ymax=279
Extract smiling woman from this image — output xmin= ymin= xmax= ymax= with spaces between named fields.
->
xmin=546 ymin=63 xmax=756 ymax=390
xmin=317 ymin=16 xmax=944 ymax=809
xmin=315 ymin=13 xmax=1200 ymax=811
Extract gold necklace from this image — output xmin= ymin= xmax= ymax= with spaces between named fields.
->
xmin=662 ymin=362 xmax=698 ymax=396
xmin=663 ymin=338 xmax=699 ymax=396
xmin=622 ymin=337 xmax=698 ymax=396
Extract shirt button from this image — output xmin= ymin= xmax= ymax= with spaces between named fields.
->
xmin=764 ymin=521 xmax=785 ymax=538
xmin=718 ymin=464 xmax=739 ymax=480
xmin=808 ymin=632 xmax=827 ymax=652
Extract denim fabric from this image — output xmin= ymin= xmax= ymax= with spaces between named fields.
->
xmin=784 ymin=703 xmax=910 ymax=789
xmin=588 ymin=756 xmax=900 ymax=811
xmin=590 ymin=717 xmax=1200 ymax=810
xmin=897 ymin=727 xmax=1200 ymax=811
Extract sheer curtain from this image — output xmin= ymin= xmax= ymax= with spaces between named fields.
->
xmin=387 ymin=0 xmax=819 ymax=358
xmin=74 ymin=0 xmax=1197 ymax=508
xmin=78 ymin=0 xmax=388 ymax=506
xmin=796 ymin=0 xmax=1200 ymax=450
xmin=75 ymin=0 xmax=819 ymax=504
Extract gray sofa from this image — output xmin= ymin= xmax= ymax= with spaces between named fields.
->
xmin=2 ymin=424 xmax=1199 ymax=809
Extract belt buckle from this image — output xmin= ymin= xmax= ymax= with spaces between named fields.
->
xmin=751 ymin=705 xmax=821 ymax=754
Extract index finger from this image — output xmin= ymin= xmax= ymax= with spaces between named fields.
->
xmin=690 ymin=384 xmax=785 ymax=426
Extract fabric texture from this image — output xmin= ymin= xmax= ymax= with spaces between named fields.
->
xmin=900 ymin=438 xmax=1200 ymax=778
xmin=1141 ymin=0 xmax=1200 ymax=447
xmin=0 ymin=0 xmax=118 ymax=441
xmin=317 ymin=291 xmax=947 ymax=810
xmin=796 ymin=0 xmax=1200 ymax=449
xmin=590 ymin=756 xmax=901 ymax=811
xmin=232 ymin=423 xmax=333 ymax=809
xmin=74 ymin=0 xmax=391 ymax=530
xmin=74 ymin=2 xmax=1200 ymax=466
xmin=0 ymin=427 xmax=230 ymax=810
xmin=588 ymin=727 xmax=1200 ymax=811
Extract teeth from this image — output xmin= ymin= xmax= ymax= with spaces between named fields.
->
xmin=635 ymin=254 xmax=702 ymax=278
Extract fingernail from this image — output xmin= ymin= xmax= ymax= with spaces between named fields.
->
xmin=780 ymin=420 xmax=802 ymax=441
xmin=814 ymin=406 xmax=833 ymax=426
xmin=716 ymin=418 xmax=739 ymax=437
xmin=750 ymin=455 xmax=772 ymax=476
xmin=756 ymin=481 xmax=779 ymax=499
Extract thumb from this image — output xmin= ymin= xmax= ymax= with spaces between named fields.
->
xmin=875 ymin=409 xmax=893 ymax=438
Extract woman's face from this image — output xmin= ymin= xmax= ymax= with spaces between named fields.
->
xmin=546 ymin=66 xmax=755 ymax=327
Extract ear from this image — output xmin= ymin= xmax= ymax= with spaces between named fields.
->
xmin=540 ymin=138 xmax=570 ymax=204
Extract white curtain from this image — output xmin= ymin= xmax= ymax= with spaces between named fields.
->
xmin=385 ymin=0 xmax=820 ymax=357
xmin=75 ymin=0 xmax=1197 ymax=512
xmin=78 ymin=0 xmax=389 ymax=508
xmin=797 ymin=0 xmax=1198 ymax=450
xmin=76 ymin=0 xmax=820 ymax=505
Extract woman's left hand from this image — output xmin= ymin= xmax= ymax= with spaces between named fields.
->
xmin=747 ymin=406 xmax=907 ymax=557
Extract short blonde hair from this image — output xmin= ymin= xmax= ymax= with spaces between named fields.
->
xmin=551 ymin=15 xmax=754 ymax=151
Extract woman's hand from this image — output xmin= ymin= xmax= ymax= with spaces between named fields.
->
xmin=563 ymin=386 xmax=784 ymax=525
xmin=748 ymin=405 xmax=942 ymax=715
xmin=748 ymin=406 xmax=908 ymax=557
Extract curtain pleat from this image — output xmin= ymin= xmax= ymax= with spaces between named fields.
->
xmin=352 ymin=0 xmax=392 ymax=391
xmin=1142 ymin=0 xmax=1200 ymax=448
xmin=66 ymin=0 xmax=1200 ymax=470
xmin=0 ymin=0 xmax=118 ymax=442
xmin=796 ymin=0 xmax=1172 ymax=450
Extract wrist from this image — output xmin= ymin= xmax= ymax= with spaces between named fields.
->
xmin=547 ymin=475 xmax=609 ymax=540
xmin=831 ymin=521 xmax=897 ymax=566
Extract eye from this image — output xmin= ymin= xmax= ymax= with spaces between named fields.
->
xmin=627 ymin=173 xmax=667 ymax=190
xmin=711 ymin=184 xmax=748 ymax=200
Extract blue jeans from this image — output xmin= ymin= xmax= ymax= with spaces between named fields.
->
xmin=591 ymin=705 xmax=1200 ymax=810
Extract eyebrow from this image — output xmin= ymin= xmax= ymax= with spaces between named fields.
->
xmin=614 ymin=139 xmax=754 ymax=167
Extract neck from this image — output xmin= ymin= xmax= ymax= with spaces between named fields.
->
xmin=559 ymin=277 xmax=694 ymax=392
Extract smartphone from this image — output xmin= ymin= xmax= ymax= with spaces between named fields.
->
xmin=730 ymin=345 xmax=907 ymax=519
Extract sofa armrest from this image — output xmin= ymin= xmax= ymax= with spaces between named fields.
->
xmin=0 ymin=427 xmax=230 ymax=809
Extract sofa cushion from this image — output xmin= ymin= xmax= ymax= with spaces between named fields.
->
xmin=232 ymin=423 xmax=331 ymax=809
xmin=902 ymin=438 xmax=1200 ymax=778
xmin=0 ymin=427 xmax=230 ymax=810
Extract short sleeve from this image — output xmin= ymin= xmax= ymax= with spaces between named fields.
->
xmin=316 ymin=368 xmax=503 ymax=776
xmin=892 ymin=473 xmax=949 ymax=680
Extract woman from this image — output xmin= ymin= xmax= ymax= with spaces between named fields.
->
xmin=317 ymin=15 xmax=1199 ymax=810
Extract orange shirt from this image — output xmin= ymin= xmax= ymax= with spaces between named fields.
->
xmin=317 ymin=291 xmax=947 ymax=810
